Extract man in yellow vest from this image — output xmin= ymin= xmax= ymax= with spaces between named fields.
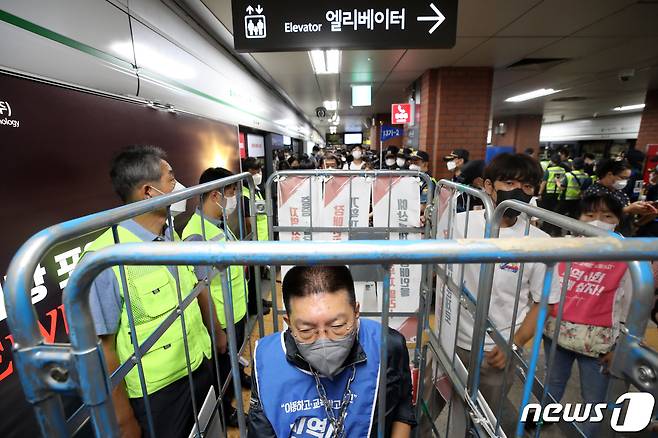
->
xmin=88 ymin=145 xmax=225 ymax=438
xmin=182 ymin=166 xmax=249 ymax=427
xmin=241 ymin=157 xmax=272 ymax=316
xmin=539 ymin=153 xmax=567 ymax=236
xmin=558 ymin=157 xmax=592 ymax=218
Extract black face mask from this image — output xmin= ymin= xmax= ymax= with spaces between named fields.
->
xmin=496 ymin=188 xmax=533 ymax=218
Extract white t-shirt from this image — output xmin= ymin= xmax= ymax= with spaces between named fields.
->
xmin=437 ymin=209 xmax=561 ymax=351
xmin=344 ymin=161 xmax=365 ymax=170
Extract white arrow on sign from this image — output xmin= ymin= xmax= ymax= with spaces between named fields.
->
xmin=417 ymin=3 xmax=446 ymax=34
xmin=246 ymin=5 xmax=254 ymax=14
xmin=255 ymin=4 xmax=263 ymax=13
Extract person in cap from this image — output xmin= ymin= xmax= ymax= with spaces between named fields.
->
xmin=408 ymin=150 xmax=431 ymax=174
xmin=409 ymin=150 xmax=435 ymax=203
xmin=444 ymin=149 xmax=469 ymax=180
xmin=248 ymin=266 xmax=416 ymax=437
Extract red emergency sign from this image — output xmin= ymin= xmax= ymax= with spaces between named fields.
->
xmin=391 ymin=103 xmax=411 ymax=125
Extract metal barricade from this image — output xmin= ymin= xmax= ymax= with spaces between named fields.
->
xmin=424 ymin=179 xmax=658 ymax=438
xmin=3 ymin=172 xmax=264 ymax=438
xmin=263 ymin=169 xmax=435 ymax=363
xmin=7 ymin=237 xmax=658 ymax=438
xmin=4 ymin=174 xmax=658 ymax=438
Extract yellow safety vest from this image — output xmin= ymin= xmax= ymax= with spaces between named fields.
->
xmin=545 ymin=166 xmax=566 ymax=194
xmin=562 ymin=170 xmax=590 ymax=200
xmin=85 ymin=226 xmax=211 ymax=398
xmin=242 ymin=186 xmax=269 ymax=241
xmin=182 ymin=213 xmax=248 ymax=327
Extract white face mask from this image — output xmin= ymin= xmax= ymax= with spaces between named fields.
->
xmin=151 ymin=181 xmax=187 ymax=216
xmin=252 ymin=172 xmax=263 ymax=186
xmin=613 ymin=179 xmax=628 ymax=190
xmin=352 ymin=150 xmax=362 ymax=160
xmin=385 ymin=158 xmax=396 ymax=166
xmin=447 ymin=160 xmax=457 ymax=171
xmin=216 ymin=194 xmax=237 ymax=216
xmin=222 ymin=195 xmax=237 ymax=215
xmin=409 ymin=164 xmax=421 ymax=171
xmin=587 ymin=219 xmax=617 ymax=231
xmin=396 ymin=158 xmax=406 ymax=167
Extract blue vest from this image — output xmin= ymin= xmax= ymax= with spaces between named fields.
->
xmin=255 ymin=319 xmax=382 ymax=437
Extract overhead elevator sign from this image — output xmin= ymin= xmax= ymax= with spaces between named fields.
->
xmin=231 ymin=0 xmax=458 ymax=52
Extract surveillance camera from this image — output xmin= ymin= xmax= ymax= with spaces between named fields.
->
xmin=315 ymin=106 xmax=327 ymax=119
xmin=619 ymin=69 xmax=635 ymax=83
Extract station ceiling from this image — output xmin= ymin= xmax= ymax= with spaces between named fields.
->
xmin=202 ymin=0 xmax=658 ymax=134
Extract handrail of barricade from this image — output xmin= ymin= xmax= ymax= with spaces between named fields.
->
xmin=427 ymin=179 xmax=501 ymax=437
xmin=3 ymin=172 xmax=260 ymax=438
xmin=63 ymin=238 xmax=657 ymax=437
xmin=426 ymin=189 xmax=657 ymax=438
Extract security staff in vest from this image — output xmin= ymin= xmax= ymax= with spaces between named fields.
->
xmin=241 ymin=157 xmax=273 ymax=315
xmin=182 ymin=167 xmax=249 ymax=427
xmin=557 ymin=157 xmax=592 ymax=218
xmin=88 ymin=145 xmax=223 ymax=438
xmin=539 ymin=153 xmax=567 ymax=236
xmin=248 ymin=266 xmax=416 ymax=437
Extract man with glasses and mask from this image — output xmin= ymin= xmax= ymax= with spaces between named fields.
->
xmin=86 ymin=145 xmax=221 ymax=438
xmin=436 ymin=153 xmax=561 ymax=436
xmin=182 ymin=167 xmax=250 ymax=427
xmin=248 ymin=266 xmax=415 ymax=437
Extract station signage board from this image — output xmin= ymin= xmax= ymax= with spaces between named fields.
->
xmin=232 ymin=0 xmax=458 ymax=52
xmin=381 ymin=125 xmax=403 ymax=141
xmin=391 ymin=103 xmax=411 ymax=125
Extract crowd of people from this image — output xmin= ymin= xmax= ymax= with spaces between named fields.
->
xmin=86 ymin=143 xmax=658 ymax=438
xmin=534 ymin=145 xmax=658 ymax=236
xmin=273 ymin=144 xmax=440 ymax=173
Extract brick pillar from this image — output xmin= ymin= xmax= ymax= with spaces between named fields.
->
xmin=491 ymin=114 xmax=542 ymax=153
xmin=637 ymin=89 xmax=658 ymax=150
xmin=418 ymin=67 xmax=493 ymax=179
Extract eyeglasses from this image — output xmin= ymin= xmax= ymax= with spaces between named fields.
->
xmin=293 ymin=322 xmax=355 ymax=344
